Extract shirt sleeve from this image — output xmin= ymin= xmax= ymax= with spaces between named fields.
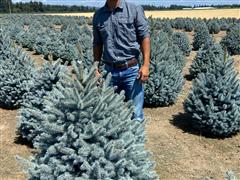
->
xmin=92 ymin=13 xmax=103 ymax=47
xmin=135 ymin=5 xmax=150 ymax=42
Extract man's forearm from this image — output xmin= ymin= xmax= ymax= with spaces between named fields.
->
xmin=93 ymin=44 xmax=103 ymax=63
xmin=140 ymin=36 xmax=150 ymax=67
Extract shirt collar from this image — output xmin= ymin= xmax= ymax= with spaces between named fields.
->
xmin=103 ymin=0 xmax=124 ymax=12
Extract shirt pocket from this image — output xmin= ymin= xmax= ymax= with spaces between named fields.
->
xmin=97 ymin=22 xmax=108 ymax=39
xmin=117 ymin=16 xmax=136 ymax=42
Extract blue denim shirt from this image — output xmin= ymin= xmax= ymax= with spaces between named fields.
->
xmin=92 ymin=0 xmax=150 ymax=64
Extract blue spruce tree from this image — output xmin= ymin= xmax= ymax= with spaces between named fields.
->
xmin=0 ymin=32 xmax=14 ymax=61
xmin=144 ymin=30 xmax=185 ymax=107
xmin=172 ymin=32 xmax=191 ymax=56
xmin=0 ymin=46 xmax=36 ymax=109
xmin=193 ymin=22 xmax=211 ymax=50
xmin=207 ymin=19 xmax=220 ymax=34
xmin=221 ymin=24 xmax=240 ymax=55
xmin=16 ymin=22 xmax=44 ymax=51
xmin=161 ymin=22 xmax=173 ymax=36
xmin=19 ymin=62 xmax=158 ymax=179
xmin=185 ymin=56 xmax=240 ymax=137
xmin=17 ymin=60 xmax=67 ymax=143
xmin=190 ymin=42 xmax=223 ymax=78
xmin=34 ymin=28 xmax=64 ymax=60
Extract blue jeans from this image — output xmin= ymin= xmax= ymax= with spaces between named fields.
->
xmin=104 ymin=64 xmax=144 ymax=122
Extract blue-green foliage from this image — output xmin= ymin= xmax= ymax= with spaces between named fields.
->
xmin=220 ymin=21 xmax=230 ymax=31
xmin=19 ymin=62 xmax=157 ymax=179
xmin=221 ymin=24 xmax=240 ymax=55
xmin=145 ymin=60 xmax=184 ymax=107
xmin=16 ymin=22 xmax=44 ymax=51
xmin=207 ymin=20 xmax=221 ymax=34
xmin=184 ymin=20 xmax=194 ymax=32
xmin=190 ymin=42 xmax=224 ymax=78
xmin=1 ymin=15 xmax=93 ymax=66
xmin=144 ymin=31 xmax=185 ymax=107
xmin=161 ymin=22 xmax=173 ymax=36
xmin=31 ymin=24 xmax=93 ymax=66
xmin=18 ymin=60 xmax=67 ymax=142
xmin=172 ymin=32 xmax=191 ymax=56
xmin=172 ymin=18 xmax=194 ymax=31
xmin=0 ymin=32 xmax=14 ymax=61
xmin=185 ymin=57 xmax=240 ymax=137
xmin=64 ymin=25 xmax=93 ymax=69
xmin=193 ymin=22 xmax=211 ymax=50
xmin=152 ymin=31 xmax=186 ymax=69
xmin=8 ymin=24 xmax=23 ymax=39
xmin=0 ymin=47 xmax=36 ymax=109
xmin=173 ymin=18 xmax=185 ymax=30
xmin=34 ymin=28 xmax=65 ymax=60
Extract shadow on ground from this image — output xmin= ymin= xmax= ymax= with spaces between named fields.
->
xmin=14 ymin=133 xmax=34 ymax=149
xmin=184 ymin=74 xmax=194 ymax=81
xmin=171 ymin=113 xmax=237 ymax=139
xmin=170 ymin=112 xmax=201 ymax=136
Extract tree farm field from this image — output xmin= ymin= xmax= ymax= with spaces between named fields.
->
xmin=0 ymin=25 xmax=240 ymax=179
xmin=44 ymin=8 xmax=240 ymax=19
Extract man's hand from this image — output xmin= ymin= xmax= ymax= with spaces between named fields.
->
xmin=96 ymin=69 xmax=101 ymax=77
xmin=138 ymin=64 xmax=149 ymax=82
xmin=139 ymin=36 xmax=150 ymax=83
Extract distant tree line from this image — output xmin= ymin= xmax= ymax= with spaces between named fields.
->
xmin=142 ymin=5 xmax=191 ymax=10
xmin=0 ymin=0 xmax=240 ymax=13
xmin=0 ymin=0 xmax=12 ymax=13
xmin=0 ymin=0 xmax=96 ymax=13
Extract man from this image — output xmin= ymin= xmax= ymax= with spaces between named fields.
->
xmin=92 ymin=0 xmax=150 ymax=122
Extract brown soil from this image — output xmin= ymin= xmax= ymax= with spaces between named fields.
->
xmin=0 ymin=30 xmax=239 ymax=180
xmin=0 ymin=109 xmax=33 ymax=179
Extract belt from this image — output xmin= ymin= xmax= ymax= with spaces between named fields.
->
xmin=104 ymin=58 xmax=138 ymax=70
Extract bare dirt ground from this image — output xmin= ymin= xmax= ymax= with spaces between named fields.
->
xmin=0 ymin=31 xmax=240 ymax=180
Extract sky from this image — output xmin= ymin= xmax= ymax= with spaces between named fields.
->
xmin=12 ymin=0 xmax=240 ymax=7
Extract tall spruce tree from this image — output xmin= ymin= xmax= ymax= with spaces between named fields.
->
xmin=185 ymin=57 xmax=240 ymax=137
xmin=17 ymin=60 xmax=67 ymax=143
xmin=144 ymin=30 xmax=185 ymax=107
xmin=19 ymin=62 xmax=158 ymax=179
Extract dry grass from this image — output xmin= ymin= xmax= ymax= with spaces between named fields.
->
xmin=144 ymin=9 xmax=240 ymax=19
xmin=43 ymin=8 xmax=240 ymax=19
